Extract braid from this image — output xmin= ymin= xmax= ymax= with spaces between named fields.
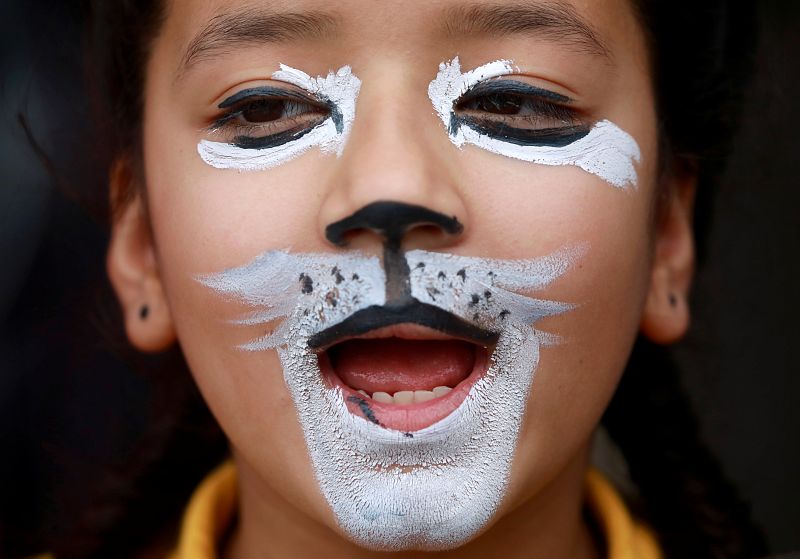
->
xmin=602 ymin=338 xmax=768 ymax=558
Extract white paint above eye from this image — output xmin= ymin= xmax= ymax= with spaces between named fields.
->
xmin=428 ymin=57 xmax=516 ymax=124
xmin=428 ymin=57 xmax=642 ymax=189
xmin=198 ymin=64 xmax=361 ymax=171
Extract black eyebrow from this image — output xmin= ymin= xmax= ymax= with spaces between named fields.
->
xmin=440 ymin=1 xmax=612 ymax=59
xmin=178 ymin=8 xmax=339 ymax=77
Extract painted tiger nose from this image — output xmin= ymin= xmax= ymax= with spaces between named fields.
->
xmin=325 ymin=201 xmax=464 ymax=301
xmin=325 ymin=201 xmax=463 ymax=250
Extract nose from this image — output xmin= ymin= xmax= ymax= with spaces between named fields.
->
xmin=325 ymin=201 xmax=463 ymax=250
xmin=326 ymin=201 xmax=463 ymax=301
xmin=318 ymin=67 xmax=468 ymax=302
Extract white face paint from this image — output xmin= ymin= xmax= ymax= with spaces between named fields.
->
xmin=198 ymin=65 xmax=361 ymax=171
xmin=197 ymin=244 xmax=586 ymax=550
xmin=428 ymin=57 xmax=641 ymax=189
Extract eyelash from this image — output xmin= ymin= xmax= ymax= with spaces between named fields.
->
xmin=455 ymin=80 xmax=582 ymax=128
xmin=452 ymin=80 xmax=590 ymax=147
xmin=208 ymin=80 xmax=584 ymax=148
xmin=209 ymin=88 xmax=330 ymax=147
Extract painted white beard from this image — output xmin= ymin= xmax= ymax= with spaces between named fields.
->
xmin=280 ymin=322 xmax=539 ymax=549
xmin=198 ymin=245 xmax=584 ymax=550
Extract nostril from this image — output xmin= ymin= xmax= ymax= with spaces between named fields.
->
xmin=325 ymin=201 xmax=464 ymax=302
xmin=325 ymin=201 xmax=463 ymax=248
xmin=401 ymin=223 xmax=459 ymax=251
xmin=332 ymin=229 xmax=374 ymax=251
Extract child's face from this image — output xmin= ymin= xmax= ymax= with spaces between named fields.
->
xmin=111 ymin=0 xmax=693 ymax=551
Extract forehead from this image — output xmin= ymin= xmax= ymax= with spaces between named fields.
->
xmin=157 ymin=0 xmax=645 ymax=78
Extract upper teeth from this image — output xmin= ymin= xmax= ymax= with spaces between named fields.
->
xmin=356 ymin=386 xmax=453 ymax=404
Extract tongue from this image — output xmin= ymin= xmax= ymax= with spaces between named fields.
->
xmin=328 ymin=338 xmax=476 ymax=394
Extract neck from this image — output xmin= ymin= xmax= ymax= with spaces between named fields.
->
xmin=225 ymin=443 xmax=600 ymax=559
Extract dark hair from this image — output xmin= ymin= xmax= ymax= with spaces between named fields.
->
xmin=603 ymin=2 xmax=768 ymax=558
xmin=56 ymin=1 xmax=768 ymax=557
xmin=53 ymin=5 xmax=230 ymax=557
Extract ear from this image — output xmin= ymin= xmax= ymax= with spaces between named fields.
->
xmin=106 ymin=158 xmax=176 ymax=352
xmin=640 ymin=165 xmax=697 ymax=344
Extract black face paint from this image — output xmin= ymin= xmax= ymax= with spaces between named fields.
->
xmin=218 ymin=86 xmax=319 ymax=110
xmin=346 ymin=395 xmax=381 ymax=425
xmin=458 ymin=118 xmax=591 ymax=148
xmin=325 ymin=201 xmax=463 ymax=301
xmin=426 ymin=286 xmax=442 ymax=300
xmin=232 ymin=125 xmax=319 ymax=150
xmin=308 ymin=300 xmax=498 ymax=350
xmin=458 ymin=80 xmax=571 ymax=105
xmin=313 ymin=202 xmax=492 ymax=350
xmin=325 ymin=291 xmax=339 ymax=307
xmin=326 ymin=96 xmax=344 ymax=133
xmin=299 ymin=273 xmax=314 ymax=294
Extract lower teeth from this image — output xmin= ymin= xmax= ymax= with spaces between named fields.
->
xmin=357 ymin=386 xmax=453 ymax=404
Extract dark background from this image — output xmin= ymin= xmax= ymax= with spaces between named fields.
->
xmin=1 ymin=1 xmax=798 ymax=556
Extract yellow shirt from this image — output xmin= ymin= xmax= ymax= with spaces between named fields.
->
xmin=31 ymin=463 xmax=659 ymax=558
xmin=169 ymin=463 xmax=662 ymax=559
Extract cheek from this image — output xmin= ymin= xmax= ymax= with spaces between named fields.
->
xmin=182 ymin=339 xmax=324 ymax=505
xmin=140 ymin=88 xmax=332 ymax=347
xmin=505 ymin=247 xmax=650 ymax=512
xmin=455 ymin=151 xmax=657 ymax=505
xmin=140 ymin=106 xmax=343 ymax=522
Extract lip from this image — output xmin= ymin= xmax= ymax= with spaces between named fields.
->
xmin=308 ymin=299 xmax=499 ymax=350
xmin=317 ymin=321 xmax=493 ymax=433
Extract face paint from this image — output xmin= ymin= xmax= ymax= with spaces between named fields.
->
xmin=198 ymin=64 xmax=361 ymax=171
xmin=428 ymin=57 xmax=641 ymax=189
xmin=198 ymin=250 xmax=387 ymax=350
xmin=197 ymin=243 xmax=586 ymax=550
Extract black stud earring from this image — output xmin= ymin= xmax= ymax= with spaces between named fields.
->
xmin=668 ymin=293 xmax=678 ymax=307
xmin=139 ymin=304 xmax=150 ymax=320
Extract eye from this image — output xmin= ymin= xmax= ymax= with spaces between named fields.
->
xmin=453 ymin=79 xmax=590 ymax=147
xmin=232 ymin=97 xmax=324 ymax=124
xmin=459 ymin=91 xmax=527 ymax=116
xmin=210 ymin=86 xmax=331 ymax=149
xmin=240 ymin=99 xmax=294 ymax=123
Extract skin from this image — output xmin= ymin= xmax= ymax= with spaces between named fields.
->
xmin=107 ymin=0 xmax=696 ymax=557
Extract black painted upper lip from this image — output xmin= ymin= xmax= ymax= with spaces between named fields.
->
xmin=307 ymin=299 xmax=499 ymax=351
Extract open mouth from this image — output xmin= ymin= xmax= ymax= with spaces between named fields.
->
xmin=317 ymin=323 xmax=493 ymax=433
